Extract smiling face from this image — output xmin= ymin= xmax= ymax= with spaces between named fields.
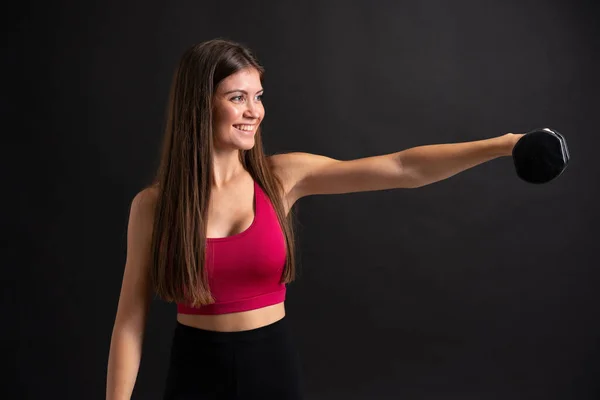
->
xmin=212 ymin=67 xmax=264 ymax=152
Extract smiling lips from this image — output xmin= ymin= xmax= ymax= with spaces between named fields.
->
xmin=233 ymin=124 xmax=257 ymax=134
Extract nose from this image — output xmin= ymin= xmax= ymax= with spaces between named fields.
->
xmin=244 ymin=101 xmax=261 ymax=120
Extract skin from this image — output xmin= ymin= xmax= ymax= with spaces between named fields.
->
xmin=210 ymin=67 xmax=265 ymax=187
xmin=106 ymin=66 xmax=525 ymax=399
xmin=178 ymin=67 xmax=283 ymax=332
xmin=179 ymin=66 xmax=524 ymax=332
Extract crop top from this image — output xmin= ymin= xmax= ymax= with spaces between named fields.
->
xmin=177 ymin=180 xmax=287 ymax=315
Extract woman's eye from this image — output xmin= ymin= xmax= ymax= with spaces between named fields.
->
xmin=230 ymin=94 xmax=263 ymax=103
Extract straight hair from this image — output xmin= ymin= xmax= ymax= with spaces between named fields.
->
xmin=149 ymin=39 xmax=298 ymax=307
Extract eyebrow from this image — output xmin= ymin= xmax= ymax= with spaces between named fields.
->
xmin=223 ymin=89 xmax=264 ymax=95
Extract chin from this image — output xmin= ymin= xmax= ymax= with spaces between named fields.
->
xmin=240 ymin=141 xmax=255 ymax=151
xmin=231 ymin=138 xmax=255 ymax=152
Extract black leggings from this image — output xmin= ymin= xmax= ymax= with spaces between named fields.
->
xmin=163 ymin=316 xmax=304 ymax=400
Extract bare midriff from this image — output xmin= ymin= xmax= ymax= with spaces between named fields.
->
xmin=176 ymin=301 xmax=286 ymax=332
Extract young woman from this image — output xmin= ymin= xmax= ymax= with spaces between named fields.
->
xmin=106 ymin=39 xmax=524 ymax=400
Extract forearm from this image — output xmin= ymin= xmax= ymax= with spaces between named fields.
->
xmin=106 ymin=325 xmax=144 ymax=400
xmin=396 ymin=133 xmax=519 ymax=188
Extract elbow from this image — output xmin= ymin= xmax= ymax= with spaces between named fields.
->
xmin=112 ymin=317 xmax=146 ymax=342
xmin=394 ymin=154 xmax=423 ymax=189
xmin=111 ymin=307 xmax=149 ymax=345
xmin=396 ymin=163 xmax=425 ymax=189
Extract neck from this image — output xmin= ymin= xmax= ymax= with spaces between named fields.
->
xmin=211 ymin=149 xmax=246 ymax=188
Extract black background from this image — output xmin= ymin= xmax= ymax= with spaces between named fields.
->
xmin=5 ymin=0 xmax=600 ymax=399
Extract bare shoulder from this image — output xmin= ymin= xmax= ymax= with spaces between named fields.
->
xmin=268 ymin=151 xmax=335 ymax=167
xmin=132 ymin=185 xmax=159 ymax=212
xmin=267 ymin=152 xmax=339 ymax=201
xmin=267 ymin=153 xmax=299 ymax=188
xmin=128 ymin=186 xmax=160 ymax=233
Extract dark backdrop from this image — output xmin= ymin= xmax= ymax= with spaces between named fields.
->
xmin=5 ymin=0 xmax=600 ymax=399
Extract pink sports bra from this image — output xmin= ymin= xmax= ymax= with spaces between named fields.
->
xmin=177 ymin=180 xmax=287 ymax=315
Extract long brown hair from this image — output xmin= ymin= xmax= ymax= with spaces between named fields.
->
xmin=149 ymin=39 xmax=298 ymax=307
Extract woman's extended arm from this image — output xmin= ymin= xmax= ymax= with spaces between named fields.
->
xmin=268 ymin=133 xmax=524 ymax=202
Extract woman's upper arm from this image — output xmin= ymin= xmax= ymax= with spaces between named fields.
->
xmin=113 ymin=188 xmax=157 ymax=332
xmin=267 ymin=151 xmax=405 ymax=202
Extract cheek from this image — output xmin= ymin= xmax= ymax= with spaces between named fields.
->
xmin=215 ymin=105 xmax=241 ymax=125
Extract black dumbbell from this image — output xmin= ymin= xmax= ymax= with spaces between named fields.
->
xmin=512 ymin=128 xmax=570 ymax=184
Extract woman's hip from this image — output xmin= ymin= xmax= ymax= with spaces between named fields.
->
xmin=163 ymin=316 xmax=304 ymax=399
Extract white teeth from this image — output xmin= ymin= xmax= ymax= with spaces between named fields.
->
xmin=234 ymin=125 xmax=255 ymax=132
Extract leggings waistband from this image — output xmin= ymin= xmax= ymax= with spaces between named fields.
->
xmin=173 ymin=315 xmax=288 ymax=344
